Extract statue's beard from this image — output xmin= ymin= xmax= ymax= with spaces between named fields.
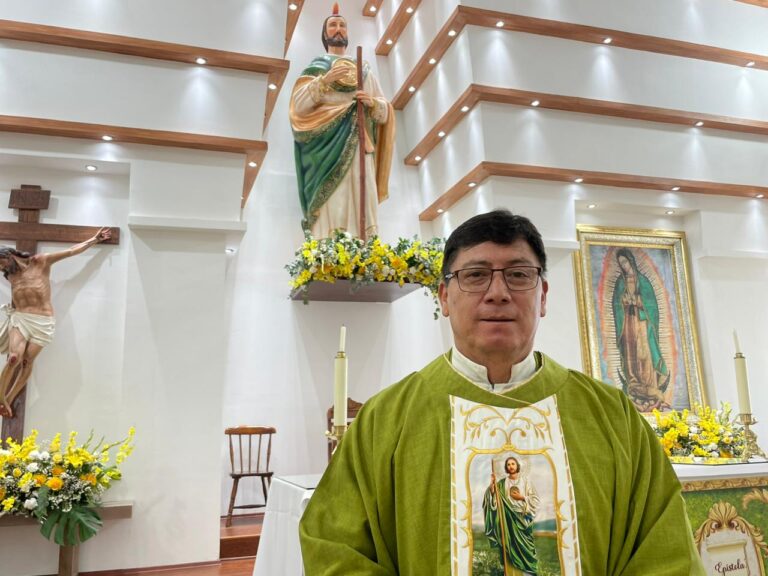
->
xmin=326 ymin=33 xmax=348 ymax=48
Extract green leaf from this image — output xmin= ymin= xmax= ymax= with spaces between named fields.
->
xmin=34 ymin=487 xmax=50 ymax=520
xmin=40 ymin=509 xmax=61 ymax=540
xmin=39 ymin=506 xmax=103 ymax=546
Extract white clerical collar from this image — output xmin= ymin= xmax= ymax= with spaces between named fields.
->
xmin=451 ymin=346 xmax=537 ymax=393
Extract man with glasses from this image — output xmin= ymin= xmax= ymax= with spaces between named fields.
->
xmin=301 ymin=210 xmax=704 ymax=575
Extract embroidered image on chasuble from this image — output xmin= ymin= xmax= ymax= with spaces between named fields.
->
xmin=290 ymin=55 xmax=395 ymax=239
xmin=451 ymin=395 xmax=580 ymax=576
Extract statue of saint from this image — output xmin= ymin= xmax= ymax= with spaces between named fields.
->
xmin=0 ymin=227 xmax=112 ymax=417
xmin=612 ymin=248 xmax=670 ymax=412
xmin=290 ymin=2 xmax=395 ymax=239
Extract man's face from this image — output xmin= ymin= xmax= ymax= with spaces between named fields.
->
xmin=325 ymin=16 xmax=348 ymax=48
xmin=439 ymin=240 xmax=548 ymax=365
xmin=505 ymin=458 xmax=518 ymax=474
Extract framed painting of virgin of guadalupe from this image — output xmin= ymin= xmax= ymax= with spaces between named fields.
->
xmin=573 ymin=226 xmax=706 ymax=414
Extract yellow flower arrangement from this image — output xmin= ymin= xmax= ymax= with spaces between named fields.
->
xmin=0 ymin=427 xmax=135 ymax=546
xmin=287 ymin=231 xmax=445 ymax=317
xmin=651 ymin=403 xmax=745 ymax=463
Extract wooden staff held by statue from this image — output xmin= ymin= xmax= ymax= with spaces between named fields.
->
xmin=356 ymin=45 xmax=367 ymax=240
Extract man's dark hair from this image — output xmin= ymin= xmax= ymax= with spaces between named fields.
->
xmin=0 ymin=246 xmax=31 ymax=279
xmin=442 ymin=209 xmax=547 ymax=278
xmin=322 ymin=15 xmax=349 ymax=52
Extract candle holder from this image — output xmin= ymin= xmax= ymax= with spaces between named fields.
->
xmin=325 ymin=424 xmax=348 ymax=457
xmin=737 ymin=413 xmax=767 ymax=462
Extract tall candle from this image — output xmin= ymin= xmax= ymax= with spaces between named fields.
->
xmin=733 ymin=330 xmax=752 ymax=414
xmin=334 ymin=326 xmax=348 ymax=426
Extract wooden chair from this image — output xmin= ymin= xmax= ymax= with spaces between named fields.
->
xmin=326 ymin=398 xmax=363 ymax=461
xmin=225 ymin=425 xmax=276 ymax=527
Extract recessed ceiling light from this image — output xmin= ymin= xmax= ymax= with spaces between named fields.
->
xmin=587 ymin=203 xmax=597 ymax=209
xmin=695 ymin=121 xmax=704 ymax=127
xmin=448 ymin=30 xmax=457 ymax=37
xmin=756 ymin=193 xmax=765 ymax=199
xmin=468 ymin=182 xmax=477 ymax=188
xmin=496 ymin=21 xmax=504 ymax=28
xmin=225 ymin=248 xmax=236 ymax=254
xmin=746 ymin=61 xmax=755 ymax=67
xmin=85 ymin=165 xmax=98 ymax=172
xmin=386 ymin=39 xmax=393 ymax=45
xmin=101 ymin=135 xmax=113 ymax=141
xmin=268 ymin=83 xmax=278 ymax=90
xmin=408 ymin=86 xmax=416 ymax=93
xmin=369 ymin=5 xmax=377 ymax=12
xmin=428 ymin=57 xmax=437 ymax=64
xmin=406 ymin=6 xmax=414 ymax=14
xmin=437 ymin=208 xmax=445 ymax=214
xmin=288 ymin=3 xmax=298 ymax=11
xmin=603 ymin=37 xmax=612 ymax=44
xmin=438 ymin=130 xmax=446 ymax=138
xmin=248 ymin=161 xmax=258 ymax=168
xmin=531 ymin=100 xmax=540 ymax=107
xmin=461 ymin=105 xmax=470 ymax=112
xmin=671 ymin=186 xmax=680 ymax=191
xmin=195 ymin=57 xmax=207 ymax=65
xmin=665 ymin=210 xmax=675 ymax=215
xmin=574 ymin=177 xmax=584 ymax=183
xmin=414 ymin=155 xmax=422 ymax=162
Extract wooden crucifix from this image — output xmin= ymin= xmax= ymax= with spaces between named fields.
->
xmin=0 ymin=185 xmax=119 ymax=443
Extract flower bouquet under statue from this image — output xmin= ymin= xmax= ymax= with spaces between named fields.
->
xmin=0 ymin=427 xmax=135 ymax=546
xmin=287 ymin=230 xmax=445 ymax=317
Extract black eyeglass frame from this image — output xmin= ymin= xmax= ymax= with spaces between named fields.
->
xmin=443 ymin=266 xmax=543 ymax=292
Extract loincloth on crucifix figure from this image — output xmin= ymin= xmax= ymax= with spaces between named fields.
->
xmin=0 ymin=227 xmax=111 ymax=417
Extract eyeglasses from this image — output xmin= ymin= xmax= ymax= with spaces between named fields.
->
xmin=444 ymin=266 xmax=542 ymax=292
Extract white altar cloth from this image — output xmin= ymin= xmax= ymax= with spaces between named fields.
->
xmin=252 ymin=474 xmax=321 ymax=576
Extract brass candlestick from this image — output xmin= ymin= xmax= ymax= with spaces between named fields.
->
xmin=737 ymin=413 xmax=767 ymax=462
xmin=326 ymin=424 xmax=348 ymax=457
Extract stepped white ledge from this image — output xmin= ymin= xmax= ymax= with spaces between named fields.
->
xmin=696 ymin=249 xmax=768 ymax=261
xmin=128 ymin=216 xmax=247 ymax=233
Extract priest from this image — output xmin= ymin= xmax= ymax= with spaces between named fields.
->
xmin=300 ymin=210 xmax=704 ymax=575
xmin=290 ymin=3 xmax=395 ymax=239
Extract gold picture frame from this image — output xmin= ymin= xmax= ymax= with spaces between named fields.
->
xmin=573 ymin=225 xmax=706 ymax=414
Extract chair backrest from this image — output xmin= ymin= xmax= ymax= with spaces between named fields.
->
xmin=326 ymin=398 xmax=363 ymax=460
xmin=225 ymin=425 xmax=276 ymax=476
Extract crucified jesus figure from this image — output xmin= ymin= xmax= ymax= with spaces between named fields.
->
xmin=0 ymin=227 xmax=111 ymax=417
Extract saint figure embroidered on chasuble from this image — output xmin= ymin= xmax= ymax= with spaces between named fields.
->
xmin=450 ymin=395 xmax=581 ymax=575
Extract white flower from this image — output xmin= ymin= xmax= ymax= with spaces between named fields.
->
xmin=706 ymin=443 xmax=718 ymax=451
xmin=26 ymin=463 xmax=39 ymax=473
xmin=23 ymin=498 xmax=37 ymax=510
xmin=689 ymin=426 xmax=699 ymax=435
xmin=39 ymin=451 xmax=50 ymax=461
xmin=710 ymin=451 xmax=719 ymax=458
xmin=0 ymin=449 xmax=10 ymax=457
xmin=28 ymin=450 xmax=40 ymax=460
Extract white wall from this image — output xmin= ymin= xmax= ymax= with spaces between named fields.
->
xmin=0 ymin=0 xmax=286 ymax=57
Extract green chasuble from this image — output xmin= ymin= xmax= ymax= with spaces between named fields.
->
xmin=300 ymin=352 xmax=705 ymax=576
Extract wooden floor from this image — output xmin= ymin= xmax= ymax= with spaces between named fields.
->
xmin=89 ymin=557 xmax=255 ymax=576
